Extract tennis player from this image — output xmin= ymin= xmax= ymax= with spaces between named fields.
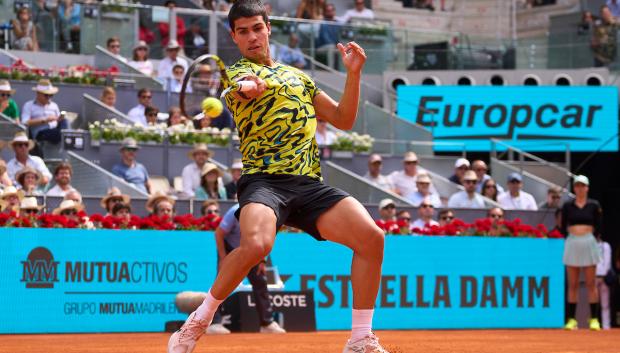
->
xmin=168 ymin=1 xmax=388 ymax=352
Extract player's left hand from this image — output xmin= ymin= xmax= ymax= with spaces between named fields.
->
xmin=337 ymin=41 xmax=367 ymax=74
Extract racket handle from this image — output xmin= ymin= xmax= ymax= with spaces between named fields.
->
xmin=236 ymin=80 xmax=257 ymax=92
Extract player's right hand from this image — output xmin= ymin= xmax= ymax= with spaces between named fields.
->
xmin=235 ymin=75 xmax=267 ymax=100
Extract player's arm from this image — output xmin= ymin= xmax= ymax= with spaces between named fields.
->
xmin=313 ymin=42 xmax=367 ymax=130
xmin=230 ymin=75 xmax=267 ymax=102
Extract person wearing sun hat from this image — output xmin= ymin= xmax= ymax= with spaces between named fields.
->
xmin=128 ymin=40 xmax=154 ymax=76
xmin=146 ymin=190 xmax=176 ymax=217
xmin=447 ymin=170 xmax=486 ymax=208
xmin=18 ymin=196 xmax=44 ymax=216
xmin=52 ymin=199 xmax=90 ymax=227
xmin=21 ymin=79 xmax=68 ymax=145
xmin=195 ymin=163 xmax=226 ymax=200
xmin=112 ymin=137 xmax=151 ymax=194
xmin=15 ymin=166 xmax=43 ymax=196
xmin=6 ymin=131 xmax=52 ymax=185
xmin=100 ymin=186 xmax=131 ymax=215
xmin=181 ymin=143 xmax=213 ymax=197
xmin=561 ymin=174 xmax=605 ymax=331
xmin=157 ymin=39 xmax=188 ymax=82
xmin=1 ymin=185 xmax=24 ymax=211
xmin=0 ymin=79 xmax=20 ymax=119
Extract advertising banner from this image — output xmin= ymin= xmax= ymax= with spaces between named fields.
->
xmin=396 ymin=86 xmax=619 ymax=152
xmin=0 ymin=228 xmax=564 ymax=332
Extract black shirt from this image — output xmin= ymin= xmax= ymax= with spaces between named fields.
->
xmin=561 ymin=198 xmax=603 ymax=236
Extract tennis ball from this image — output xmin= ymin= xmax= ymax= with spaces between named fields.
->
xmin=201 ymin=97 xmax=223 ymax=118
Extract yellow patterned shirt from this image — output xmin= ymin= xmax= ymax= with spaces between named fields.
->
xmin=224 ymin=58 xmax=322 ymax=179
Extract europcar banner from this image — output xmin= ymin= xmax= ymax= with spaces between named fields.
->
xmin=0 ymin=228 xmax=564 ymax=332
xmin=396 ymin=86 xmax=619 ymax=152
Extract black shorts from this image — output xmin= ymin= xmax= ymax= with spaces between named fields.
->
xmin=235 ymin=173 xmax=349 ymax=240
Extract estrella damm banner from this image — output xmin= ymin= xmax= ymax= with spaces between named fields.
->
xmin=396 ymin=86 xmax=619 ymax=152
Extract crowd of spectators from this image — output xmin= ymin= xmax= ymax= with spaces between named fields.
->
xmin=579 ymin=3 xmax=620 ymax=67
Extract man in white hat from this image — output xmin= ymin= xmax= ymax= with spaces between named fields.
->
xmin=21 ymin=79 xmax=67 ymax=145
xmin=363 ymin=153 xmax=393 ymax=191
xmin=157 ymin=40 xmax=188 ymax=82
xmin=387 ymin=151 xmax=427 ymax=196
xmin=6 ymin=132 xmax=52 ymax=185
xmin=225 ymin=158 xmax=243 ymax=199
xmin=182 ymin=143 xmax=213 ymax=198
xmin=448 ymin=170 xmax=486 ymax=208
xmin=0 ymin=80 xmax=19 ymax=120
xmin=112 ymin=138 xmax=151 ymax=194
xmin=448 ymin=157 xmax=470 ymax=186
xmin=18 ymin=196 xmax=44 ymax=217
xmin=1 ymin=185 xmax=24 ymax=211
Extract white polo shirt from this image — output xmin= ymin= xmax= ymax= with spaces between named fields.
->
xmin=447 ymin=191 xmax=486 ymax=208
xmin=127 ymin=104 xmax=148 ymax=126
xmin=497 ymin=191 xmax=538 ymax=210
xmin=7 ymin=155 xmax=52 ymax=184
xmin=21 ymin=100 xmax=61 ymax=139
xmin=157 ymin=56 xmax=188 ymax=81
xmin=181 ymin=162 xmax=202 ymax=197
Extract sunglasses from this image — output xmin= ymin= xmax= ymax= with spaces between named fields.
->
xmin=420 ymin=204 xmax=434 ymax=208
xmin=23 ymin=209 xmax=38 ymax=214
xmin=382 ymin=205 xmax=396 ymax=210
xmin=474 ymin=168 xmax=487 ymax=172
xmin=14 ymin=142 xmax=29 ymax=148
xmin=485 ymin=184 xmax=497 ymax=189
xmin=464 ymin=180 xmax=477 ymax=184
xmin=398 ymin=217 xmax=411 ymax=222
xmin=441 ymin=216 xmax=454 ymax=221
xmin=140 ymin=95 xmax=152 ymax=99
xmin=146 ymin=112 xmax=159 ymax=116
xmin=0 ymin=93 xmax=11 ymax=97
xmin=44 ymin=94 xmax=54 ymax=98
xmin=206 ymin=209 xmax=220 ymax=214
xmin=490 ymin=214 xmax=504 ymax=219
xmin=405 ymin=161 xmax=418 ymax=165
xmin=61 ymin=210 xmax=78 ymax=216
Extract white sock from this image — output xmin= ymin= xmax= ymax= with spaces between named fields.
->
xmin=350 ymin=309 xmax=374 ymax=341
xmin=194 ymin=291 xmax=224 ymax=323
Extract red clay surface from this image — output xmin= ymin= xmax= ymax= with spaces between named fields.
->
xmin=0 ymin=330 xmax=617 ymax=353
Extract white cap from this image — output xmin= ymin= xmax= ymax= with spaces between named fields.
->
xmin=573 ymin=175 xmax=589 ymax=186
xmin=378 ymin=198 xmax=395 ymax=210
xmin=455 ymin=158 xmax=470 ymax=168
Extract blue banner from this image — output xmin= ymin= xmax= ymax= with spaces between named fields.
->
xmin=396 ymin=86 xmax=619 ymax=152
xmin=0 ymin=228 xmax=565 ymax=332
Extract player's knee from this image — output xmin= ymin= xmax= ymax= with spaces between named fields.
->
xmin=359 ymin=226 xmax=385 ymax=258
xmin=240 ymin=241 xmax=273 ymax=263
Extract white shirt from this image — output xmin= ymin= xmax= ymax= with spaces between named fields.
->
xmin=388 ymin=169 xmax=428 ymax=196
xmin=448 ymin=191 xmax=486 ymax=208
xmin=181 ymin=162 xmax=203 ymax=197
xmin=128 ymin=60 xmax=154 ymax=76
xmin=339 ymin=8 xmax=375 ymax=23
xmin=363 ymin=172 xmax=393 ymax=190
xmin=21 ymin=100 xmax=61 ymax=139
xmin=157 ymin=56 xmax=188 ymax=81
xmin=169 ymin=79 xmax=193 ymax=93
xmin=596 ymin=241 xmax=612 ymax=276
xmin=127 ymin=104 xmax=148 ymax=126
xmin=315 ymin=130 xmax=337 ymax=146
xmin=411 ymin=218 xmax=439 ymax=232
xmin=497 ymin=191 xmax=538 ymax=210
xmin=45 ymin=184 xmax=75 ymax=197
xmin=405 ymin=191 xmax=442 ymax=208
xmin=7 ymin=156 xmax=52 ymax=184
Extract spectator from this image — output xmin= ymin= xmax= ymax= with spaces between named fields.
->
xmin=52 ymin=199 xmax=84 ymax=221
xmin=541 ymin=186 xmax=562 ymax=209
xmin=64 ymin=189 xmax=83 ymax=204
xmin=6 ymin=132 xmax=52 ymax=185
xmin=448 ymin=170 xmax=486 ymax=208
xmin=411 ymin=197 xmax=439 ymax=233
xmin=111 ymin=202 xmax=132 ymax=226
xmin=396 ymin=210 xmax=412 ymax=234
xmin=146 ymin=191 xmax=176 ymax=217
xmin=0 ymin=80 xmax=20 ymax=120
xmin=167 ymin=106 xmax=186 ymax=127
xmin=448 ymin=158 xmax=470 ymax=186
xmin=169 ymin=64 xmax=192 ymax=93
xmin=158 ymin=40 xmax=189 ymax=82
xmin=182 ymin=143 xmax=212 ymax=198
xmin=58 ymin=0 xmax=81 ymax=53
xmin=438 ymin=208 xmax=455 ymax=227
xmin=196 ymin=163 xmax=227 ymax=200
xmin=363 ymin=154 xmax=393 ymax=191
xmin=0 ymin=159 xmax=13 ymax=188
xmin=316 ymin=3 xmax=340 ymax=48
xmin=607 ymin=0 xmax=620 ymax=18
xmin=195 ymin=115 xmax=212 ymax=129
xmin=201 ymin=199 xmax=220 ymax=217
xmin=225 ymin=159 xmax=243 ymax=199
xmin=375 ymin=198 xmax=399 ymax=233
xmin=11 ymin=7 xmax=39 ymax=51
xmin=145 ymin=106 xmax=160 ymax=125
xmin=480 ymin=178 xmax=499 ymax=202
xmin=276 ymin=33 xmax=307 ymax=69
xmin=184 ymin=19 xmax=208 ymax=58
xmin=127 ymin=88 xmax=152 ymax=126
xmin=339 ymin=0 xmax=375 ymax=23
xmin=472 ymin=160 xmax=503 ymax=193
xmin=106 ymin=37 xmax=126 ymax=62
xmin=158 ymin=0 xmax=186 ymax=48
xmin=497 ymin=172 xmax=538 ymax=210
xmin=487 ymin=207 xmax=505 ymax=225
xmin=405 ymin=173 xmax=441 ymax=208
xmin=100 ymin=86 xmax=117 ymax=109
xmin=46 ymin=162 xmax=76 ymax=197
xmin=1 ymin=186 xmax=24 ymax=211
xmin=592 ymin=5 xmax=619 ymax=67
xmin=15 ymin=167 xmax=43 ymax=196
xmin=296 ymin=0 xmax=324 ymax=19
xmin=100 ymin=187 xmax=131 ymax=216
xmin=18 ymin=196 xmax=43 ymax=217
xmin=128 ymin=41 xmax=154 ymax=77
xmin=192 ymin=64 xmax=220 ymax=97
xmin=388 ymin=151 xmax=424 ymax=196
xmin=112 ymin=138 xmax=151 ymax=194
xmin=596 ymin=235 xmax=612 ymax=330
xmin=579 ymin=10 xmax=595 ymax=35
xmin=315 ymin=118 xmax=336 ymax=146
xmin=21 ymin=79 xmax=68 ymax=145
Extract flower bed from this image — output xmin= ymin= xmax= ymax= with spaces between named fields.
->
xmin=376 ymin=217 xmax=563 ymax=238
xmin=0 ymin=60 xmax=119 ymax=86
xmin=331 ymin=132 xmax=373 ymax=153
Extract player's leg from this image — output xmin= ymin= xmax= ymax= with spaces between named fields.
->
xmin=564 ymin=266 xmax=580 ymax=330
xmin=315 ymin=197 xmax=387 ymax=352
xmin=169 ymin=203 xmax=277 ymax=353
xmin=584 ymin=265 xmax=601 ymax=330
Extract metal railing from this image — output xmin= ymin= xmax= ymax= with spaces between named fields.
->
xmin=94 ymin=45 xmax=163 ymax=90
xmin=82 ymin=93 xmax=134 ymax=129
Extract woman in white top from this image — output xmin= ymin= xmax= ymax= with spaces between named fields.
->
xmin=128 ymin=41 xmax=154 ymax=76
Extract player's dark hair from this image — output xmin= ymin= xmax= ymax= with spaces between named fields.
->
xmin=228 ymin=0 xmax=269 ymax=31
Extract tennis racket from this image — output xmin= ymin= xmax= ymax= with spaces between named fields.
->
xmin=179 ymin=54 xmax=257 ymax=120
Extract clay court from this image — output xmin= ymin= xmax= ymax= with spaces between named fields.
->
xmin=0 ymin=329 xmax=617 ymax=353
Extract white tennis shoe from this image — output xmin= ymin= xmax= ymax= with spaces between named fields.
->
xmin=167 ymin=313 xmax=210 ymax=353
xmin=342 ymin=333 xmax=390 ymax=353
